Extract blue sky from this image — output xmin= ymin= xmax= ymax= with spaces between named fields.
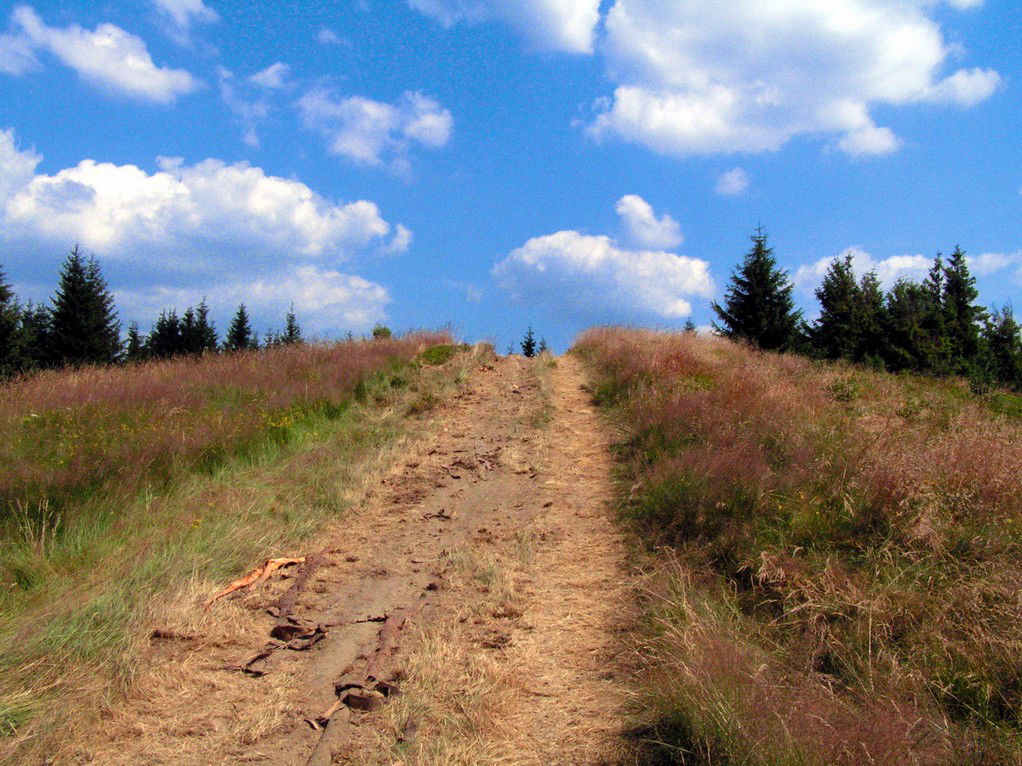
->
xmin=0 ymin=0 xmax=1019 ymax=351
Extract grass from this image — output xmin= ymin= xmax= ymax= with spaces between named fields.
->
xmin=575 ymin=327 xmax=1022 ymax=764
xmin=0 ymin=334 xmax=471 ymax=761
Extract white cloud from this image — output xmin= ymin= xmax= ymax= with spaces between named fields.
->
xmin=590 ymin=0 xmax=1000 ymax=157
xmin=493 ymin=201 xmax=713 ymax=321
xmin=408 ymin=0 xmax=600 ymax=54
xmin=297 ymin=90 xmax=453 ymax=174
xmin=316 ymin=28 xmax=344 ymax=45
xmin=794 ymin=246 xmax=931 ymax=294
xmin=968 ymin=251 xmax=1022 ymax=277
xmin=117 ymin=265 xmax=389 ymax=334
xmin=614 ymin=194 xmax=682 ymax=249
xmin=0 ymin=129 xmax=404 ymax=333
xmin=715 ymin=167 xmax=750 ymax=196
xmin=152 ymin=0 xmax=218 ymax=30
xmin=0 ymin=129 xmax=403 ymax=264
xmin=249 ymin=62 xmax=290 ymax=89
xmin=382 ymin=223 xmax=413 ymax=255
xmin=218 ymin=67 xmax=268 ymax=147
xmin=6 ymin=6 xmax=198 ymax=103
xmin=0 ymin=30 xmax=37 ymax=74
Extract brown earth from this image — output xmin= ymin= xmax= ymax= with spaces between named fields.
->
xmin=72 ymin=354 xmax=636 ymax=765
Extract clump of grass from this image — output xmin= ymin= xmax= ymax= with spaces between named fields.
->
xmin=419 ymin=343 xmax=469 ymax=366
xmin=576 ymin=327 xmax=1022 ymax=761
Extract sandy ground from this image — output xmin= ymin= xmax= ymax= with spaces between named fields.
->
xmin=73 ymin=354 xmax=635 ymax=765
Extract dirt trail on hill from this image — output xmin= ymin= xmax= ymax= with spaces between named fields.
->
xmin=80 ymin=355 xmax=635 ymax=765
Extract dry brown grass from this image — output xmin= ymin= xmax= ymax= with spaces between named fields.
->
xmin=0 ymin=335 xmax=468 ymax=763
xmin=576 ymin=327 xmax=1022 ymax=763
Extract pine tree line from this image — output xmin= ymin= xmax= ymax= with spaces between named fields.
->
xmin=0 ymin=246 xmax=306 ymax=378
xmin=713 ymin=230 xmax=1021 ymax=389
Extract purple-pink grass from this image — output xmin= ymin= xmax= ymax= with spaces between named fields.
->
xmin=576 ymin=327 xmax=1022 ymax=763
xmin=1 ymin=334 xmax=447 ymax=520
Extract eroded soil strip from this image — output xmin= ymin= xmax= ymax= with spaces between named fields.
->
xmin=83 ymin=355 xmax=633 ymax=764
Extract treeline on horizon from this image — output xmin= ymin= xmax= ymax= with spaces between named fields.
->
xmin=712 ymin=229 xmax=1022 ymax=391
xmin=0 ymin=245 xmax=312 ymax=379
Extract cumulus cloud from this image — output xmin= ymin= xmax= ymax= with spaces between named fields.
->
xmin=968 ymin=251 xmax=1022 ymax=277
xmin=153 ymin=0 xmax=218 ymax=30
xmin=297 ymin=90 xmax=453 ymax=174
xmin=0 ymin=129 xmax=403 ymax=332
xmin=716 ymin=168 xmax=750 ymax=196
xmin=408 ymin=0 xmax=600 ymax=54
xmin=117 ymin=266 xmax=389 ymax=334
xmin=615 ymin=194 xmax=682 ymax=249
xmin=2 ymin=6 xmax=198 ymax=102
xmin=794 ymin=246 xmax=932 ymax=294
xmin=493 ymin=200 xmax=712 ymax=320
xmin=589 ymin=0 xmax=1000 ymax=157
xmin=249 ymin=62 xmax=290 ymax=90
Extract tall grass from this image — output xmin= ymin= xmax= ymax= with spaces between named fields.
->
xmin=0 ymin=334 xmax=459 ymax=755
xmin=0 ymin=336 xmax=444 ymax=524
xmin=576 ymin=327 xmax=1022 ymax=763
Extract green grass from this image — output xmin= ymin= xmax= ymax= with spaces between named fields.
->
xmin=418 ymin=343 xmax=469 ymax=366
xmin=0 ymin=341 xmax=477 ymax=760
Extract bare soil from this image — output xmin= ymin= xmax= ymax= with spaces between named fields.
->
xmin=73 ymin=354 xmax=635 ymax=765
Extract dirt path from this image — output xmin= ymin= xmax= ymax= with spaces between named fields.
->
xmin=81 ymin=354 xmax=634 ymax=765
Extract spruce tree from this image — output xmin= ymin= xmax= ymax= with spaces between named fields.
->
xmin=920 ymin=254 xmax=949 ymax=373
xmin=683 ymin=319 xmax=697 ymax=334
xmin=195 ymin=299 xmax=218 ymax=353
xmin=224 ymin=303 xmax=256 ymax=352
xmin=712 ymin=229 xmax=802 ymax=351
xmin=943 ymin=246 xmax=984 ymax=373
xmin=49 ymin=245 xmax=121 ymax=367
xmin=855 ymin=271 xmax=887 ymax=366
xmin=811 ymin=253 xmax=860 ymax=360
xmin=281 ymin=304 xmax=303 ymax=345
xmin=884 ymin=280 xmax=931 ymax=372
xmin=981 ymin=306 xmax=1022 ymax=387
xmin=0 ymin=265 xmax=22 ymax=377
xmin=180 ymin=307 xmax=201 ymax=354
xmin=19 ymin=301 xmax=51 ymax=370
xmin=521 ymin=327 xmax=537 ymax=358
xmin=125 ymin=322 xmax=145 ymax=362
xmin=147 ymin=310 xmax=183 ymax=359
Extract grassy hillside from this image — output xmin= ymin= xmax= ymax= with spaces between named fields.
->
xmin=0 ymin=334 xmax=471 ymax=754
xmin=576 ymin=328 xmax=1022 ymax=764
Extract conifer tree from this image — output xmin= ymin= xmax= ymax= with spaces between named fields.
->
xmin=19 ymin=301 xmax=51 ymax=370
xmin=683 ymin=319 xmax=697 ymax=333
xmin=180 ymin=307 xmax=201 ymax=354
xmin=281 ymin=304 xmax=303 ymax=345
xmin=920 ymin=254 xmax=949 ymax=373
xmin=224 ymin=303 xmax=257 ymax=352
xmin=811 ymin=253 xmax=859 ymax=360
xmin=49 ymin=245 xmax=121 ymax=366
xmin=125 ymin=322 xmax=145 ymax=362
xmin=0 ymin=264 xmax=22 ymax=376
xmin=538 ymin=337 xmax=549 ymax=354
xmin=520 ymin=327 xmax=537 ymax=358
xmin=855 ymin=271 xmax=887 ymax=366
xmin=147 ymin=310 xmax=183 ymax=359
xmin=943 ymin=246 xmax=984 ymax=373
xmin=195 ymin=299 xmax=218 ymax=353
xmin=712 ymin=229 xmax=802 ymax=351
xmin=885 ymin=280 xmax=931 ymax=372
xmin=981 ymin=306 xmax=1022 ymax=387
